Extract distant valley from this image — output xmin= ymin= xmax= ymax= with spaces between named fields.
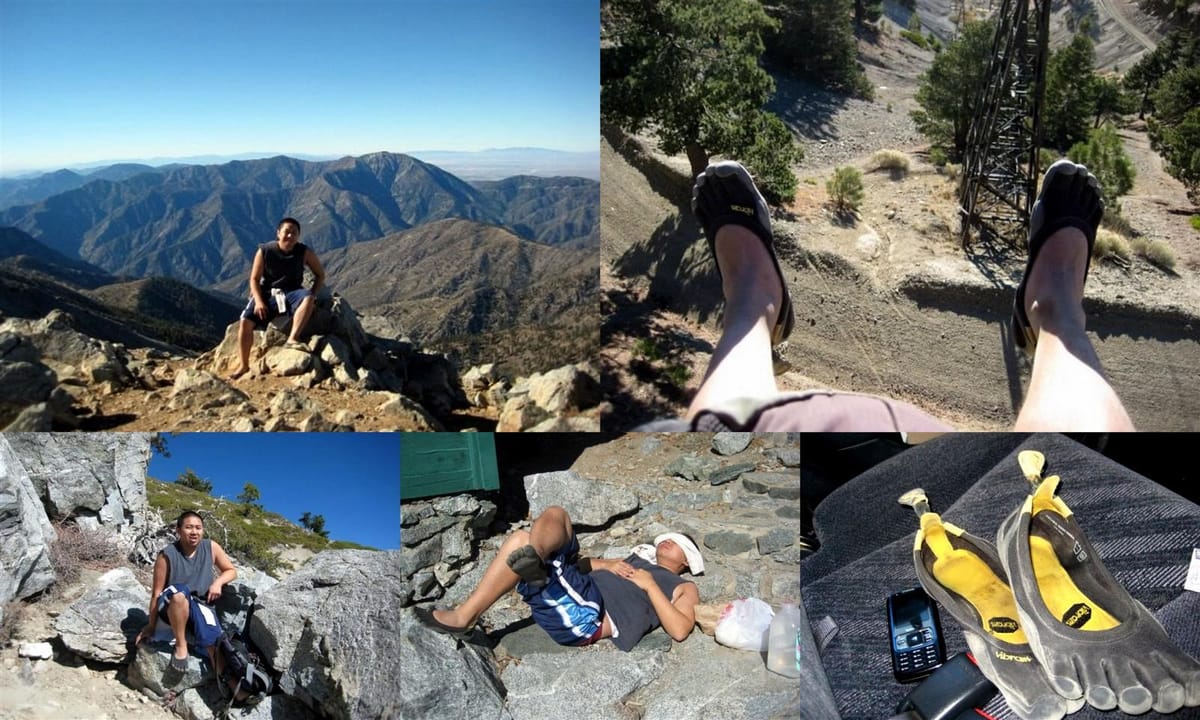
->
xmin=0 ymin=152 xmax=598 ymax=373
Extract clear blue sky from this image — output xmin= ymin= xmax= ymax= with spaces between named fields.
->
xmin=0 ymin=0 xmax=598 ymax=174
xmin=147 ymin=433 xmax=399 ymax=550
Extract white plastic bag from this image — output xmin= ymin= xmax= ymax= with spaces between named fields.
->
xmin=715 ymin=597 xmax=775 ymax=651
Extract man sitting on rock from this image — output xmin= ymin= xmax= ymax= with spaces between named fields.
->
xmin=415 ymin=505 xmax=703 ymax=651
xmin=230 ymin=217 xmax=326 ymax=380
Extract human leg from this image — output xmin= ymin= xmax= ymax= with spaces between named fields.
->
xmin=1011 ymin=160 xmax=1133 ymax=430
xmin=233 ymin=318 xmax=255 ymax=378
xmin=1014 ymin=227 xmax=1132 ymax=430
xmin=287 ymin=291 xmax=315 ymax=343
xmin=430 ymin=527 xmax=531 ymax=629
xmin=687 ymin=224 xmax=783 ymax=418
xmin=686 ymin=162 xmax=792 ymax=419
xmin=428 ymin=506 xmax=579 ymax=629
xmin=165 ymin=591 xmax=191 ymax=663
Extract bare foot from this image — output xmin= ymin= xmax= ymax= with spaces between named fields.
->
xmin=431 ymin=608 xmax=471 ymax=630
xmin=229 ymin=366 xmax=249 ymax=380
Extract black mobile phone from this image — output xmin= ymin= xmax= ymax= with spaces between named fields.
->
xmin=887 ymin=586 xmax=947 ymax=683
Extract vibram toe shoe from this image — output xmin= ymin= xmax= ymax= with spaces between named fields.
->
xmin=997 ymin=451 xmax=1200 ymax=715
xmin=900 ymin=488 xmax=1080 ymax=720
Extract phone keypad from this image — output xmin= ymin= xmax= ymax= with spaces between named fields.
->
xmin=897 ymin=644 xmax=940 ymax=673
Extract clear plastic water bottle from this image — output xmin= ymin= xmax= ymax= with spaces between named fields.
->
xmin=767 ymin=602 xmax=802 ymax=678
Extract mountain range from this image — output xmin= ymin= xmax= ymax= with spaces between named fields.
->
xmin=0 ymin=152 xmax=599 ymax=371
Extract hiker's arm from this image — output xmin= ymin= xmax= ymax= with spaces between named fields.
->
xmin=621 ymin=566 xmax=698 ymax=642
xmin=248 ymin=250 xmax=267 ymax=318
xmin=588 ymin=558 xmax=623 ymax=573
xmin=305 ymin=248 xmax=325 ymax=294
xmin=136 ymin=553 xmax=169 ymax=644
xmin=208 ymin=541 xmax=237 ymax=604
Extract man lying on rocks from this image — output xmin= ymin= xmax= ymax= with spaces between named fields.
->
xmin=416 ymin=505 xmax=703 ymax=650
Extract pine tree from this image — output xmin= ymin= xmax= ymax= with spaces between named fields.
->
xmin=237 ymin=482 xmax=262 ymax=515
xmin=911 ymin=19 xmax=996 ymax=160
xmin=1042 ymin=33 xmax=1100 ymax=151
xmin=175 ymin=468 xmax=212 ymax=494
xmin=765 ymin=0 xmax=872 ymax=99
xmin=1068 ymin=124 xmax=1136 ymax=208
xmin=1149 ymin=65 xmax=1200 ymax=194
xmin=602 ymin=0 xmax=801 ymax=201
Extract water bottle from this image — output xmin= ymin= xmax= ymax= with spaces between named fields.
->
xmin=767 ymin=602 xmax=802 ymax=678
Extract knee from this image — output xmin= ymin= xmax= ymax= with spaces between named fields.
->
xmin=511 ymin=528 xmax=531 ymax=545
xmin=542 ymin=506 xmax=569 ymax=523
xmin=169 ymin=592 xmax=189 ymax=609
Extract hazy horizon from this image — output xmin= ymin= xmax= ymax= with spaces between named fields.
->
xmin=0 ymin=0 xmax=599 ymax=175
xmin=0 ymin=146 xmax=602 ymax=180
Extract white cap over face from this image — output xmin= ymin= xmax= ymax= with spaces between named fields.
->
xmin=655 ymin=533 xmax=705 ymax=575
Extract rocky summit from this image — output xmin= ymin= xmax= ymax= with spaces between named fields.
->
xmin=0 ymin=434 xmax=401 ymax=720
xmin=401 ymin=433 xmax=801 ymax=719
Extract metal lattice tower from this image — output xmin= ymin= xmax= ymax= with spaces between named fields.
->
xmin=958 ymin=0 xmax=1052 ymax=249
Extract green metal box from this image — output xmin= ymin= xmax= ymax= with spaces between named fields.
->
xmin=400 ymin=434 xmax=499 ymax=500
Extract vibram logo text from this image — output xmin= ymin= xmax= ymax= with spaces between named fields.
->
xmin=988 ymin=617 xmax=1019 ymax=633
xmin=730 ymin=204 xmax=754 ymax=216
xmin=1063 ymin=603 xmax=1092 ymax=628
xmin=994 ymin=650 xmax=1033 ymax=663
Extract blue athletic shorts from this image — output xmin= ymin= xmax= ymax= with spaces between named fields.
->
xmin=518 ymin=534 xmax=604 ymax=646
xmin=240 ymin=288 xmax=311 ymax=322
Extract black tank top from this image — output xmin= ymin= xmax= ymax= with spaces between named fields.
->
xmin=259 ymin=241 xmax=308 ymax=291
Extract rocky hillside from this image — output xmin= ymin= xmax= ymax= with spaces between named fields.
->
xmin=0 ymin=434 xmax=401 ymax=720
xmin=1 ymin=152 xmax=598 ymax=291
xmin=0 ymin=164 xmax=160 ymax=211
xmin=322 ymin=218 xmax=598 ymax=373
xmin=400 ymin=432 xmax=801 ymax=719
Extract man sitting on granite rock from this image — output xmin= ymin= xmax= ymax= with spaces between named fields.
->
xmin=415 ymin=505 xmax=703 ymax=651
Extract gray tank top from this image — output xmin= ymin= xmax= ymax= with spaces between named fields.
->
xmin=161 ymin=538 xmax=215 ymax=593
xmin=590 ymin=555 xmax=688 ymax=652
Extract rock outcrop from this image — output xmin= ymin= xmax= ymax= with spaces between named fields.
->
xmin=3 ymin=433 xmax=153 ymax=534
xmin=464 ymin=361 xmax=605 ymax=432
xmin=0 ymin=298 xmax=469 ymax=430
xmin=248 ymin=550 xmax=403 ymax=720
xmin=55 ymin=567 xmax=146 ymax=663
xmin=523 ymin=470 xmax=639 ymax=528
xmin=400 ymin=494 xmax=497 ymax=604
xmin=399 ymin=608 xmax=511 ymax=719
xmin=0 ymin=436 xmax=58 ymax=621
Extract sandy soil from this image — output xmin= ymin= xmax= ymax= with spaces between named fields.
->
xmin=600 ymin=18 xmax=1200 ymax=432
xmin=0 ymin=571 xmax=174 ymax=720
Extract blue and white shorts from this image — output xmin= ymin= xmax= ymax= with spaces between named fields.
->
xmin=518 ymin=534 xmax=604 ymax=646
xmin=240 ymin=288 xmax=311 ymax=322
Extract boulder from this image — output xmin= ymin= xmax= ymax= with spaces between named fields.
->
xmin=741 ymin=472 xmax=801 ymax=501
xmin=764 ymin=447 xmax=802 ymax=468
xmin=265 ymin=347 xmax=314 ymax=376
xmin=0 ymin=311 xmax=134 ymax=389
xmin=664 ymin=453 xmax=719 ymax=482
xmin=526 ymin=364 xmax=601 ymax=413
xmin=404 ymin=352 xmax=467 ymax=417
xmin=707 ymin=462 xmax=757 ymax=486
xmin=757 ymin=528 xmax=796 ymax=556
xmin=0 ymin=437 xmax=57 ymax=620
xmin=375 ymin=392 xmax=443 ymax=431
xmin=216 ymin=567 xmax=278 ymax=635
xmin=712 ymin=432 xmax=753 ymax=456
xmin=127 ymin=640 xmax=210 ymax=697
xmin=3 ymin=433 xmax=153 ymax=533
xmin=527 ymin=415 xmax=602 ymax=432
xmin=54 ymin=567 xmax=147 ymax=663
xmin=501 ymin=650 xmax=665 ymax=720
xmin=18 ymin=642 xmax=54 ymax=659
xmin=248 ymin=550 xmax=403 ymax=720
xmin=524 ymin=470 xmax=639 ymax=528
xmin=175 ymin=684 xmax=322 ymax=720
xmin=399 ymin=607 xmax=510 ymax=719
xmin=0 ymin=335 xmax=58 ymax=428
xmin=703 ymin=530 xmax=755 ymax=556
xmin=497 ymin=395 xmax=547 ymax=432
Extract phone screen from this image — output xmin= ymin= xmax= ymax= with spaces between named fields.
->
xmin=890 ymin=589 xmax=936 ymax=651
